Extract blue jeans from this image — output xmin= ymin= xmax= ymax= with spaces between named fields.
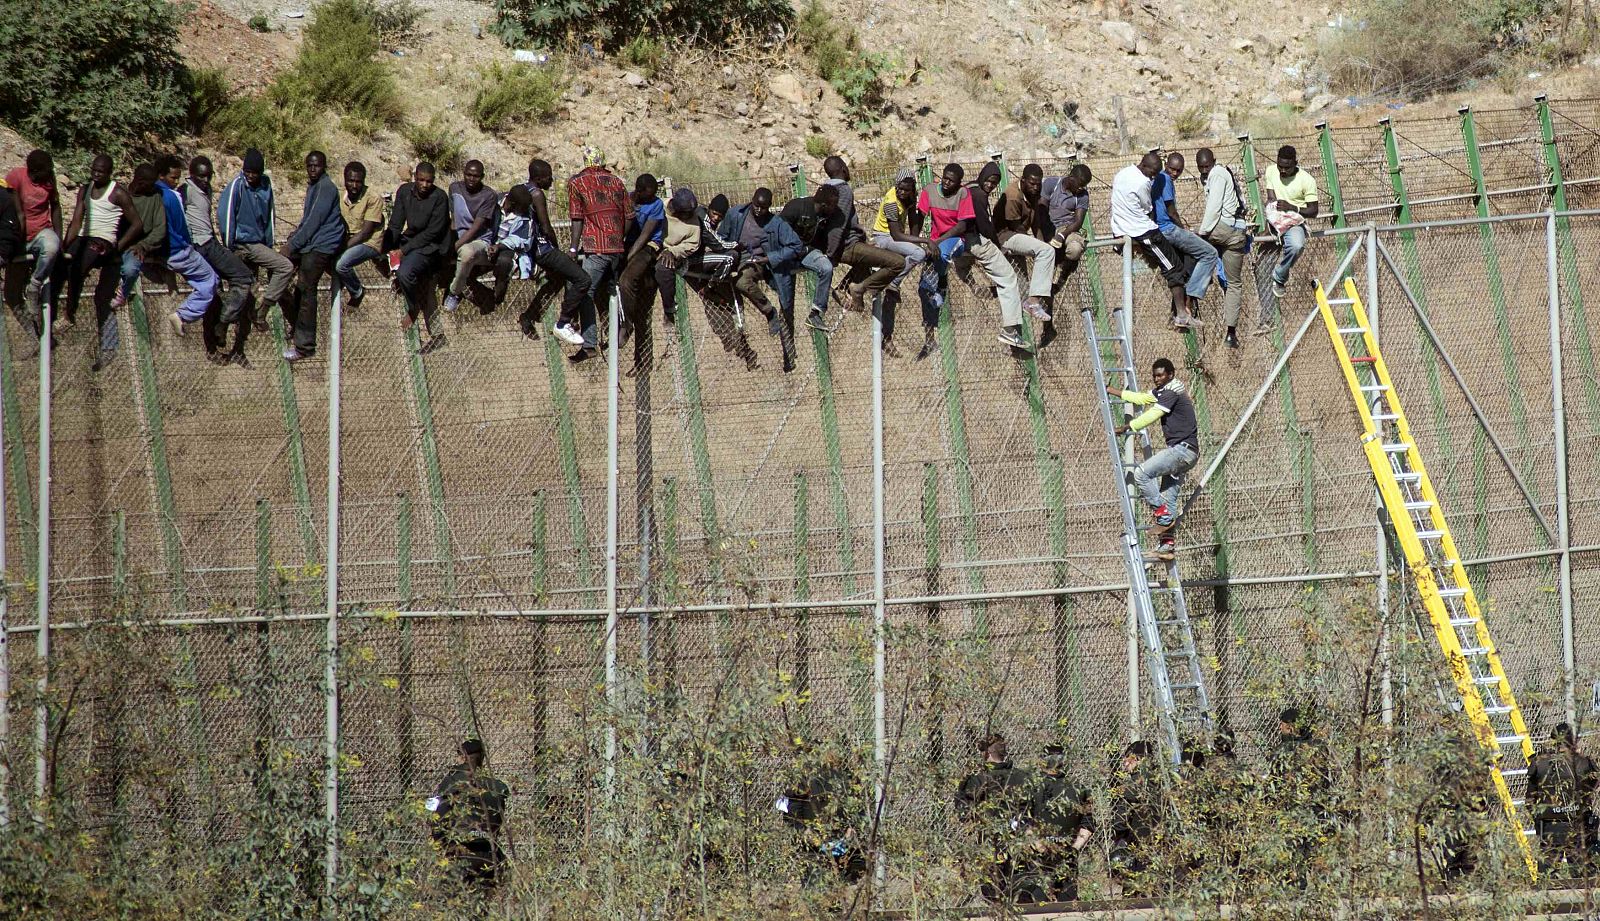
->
xmin=333 ymin=243 xmax=382 ymax=301
xmin=579 ymin=253 xmax=620 ymax=348
xmin=1162 ymin=225 xmax=1218 ymax=300
xmin=1133 ymin=443 xmax=1198 ymax=511
xmin=1273 ymin=224 xmax=1308 ymax=286
xmin=772 ymin=248 xmax=833 ymax=319
xmin=916 ymin=237 xmax=967 ymax=328
xmin=27 ymin=229 xmax=60 ymax=286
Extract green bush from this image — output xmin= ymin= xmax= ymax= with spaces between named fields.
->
xmin=492 ymin=0 xmax=791 ymax=51
xmin=281 ymin=0 xmax=402 ymax=125
xmin=804 ymin=133 xmax=834 ymax=158
xmin=248 ymin=13 xmax=271 ymax=31
xmin=0 ymin=0 xmax=189 ymax=172
xmin=793 ymin=1 xmax=891 ymax=132
xmin=404 ymin=114 xmax=466 ymax=172
xmin=186 ymin=67 xmax=234 ymax=133
xmin=1174 ymin=104 xmax=1209 ymax=140
xmin=619 ymin=35 xmax=665 ymax=78
xmin=209 ymin=94 xmax=325 ymax=171
xmin=1320 ymin=0 xmax=1553 ymax=97
xmin=357 ymin=0 xmax=422 ymax=49
xmin=470 ymin=61 xmax=567 ymax=133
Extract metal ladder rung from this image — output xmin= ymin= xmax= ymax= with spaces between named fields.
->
xmin=1163 ymin=648 xmax=1198 ymax=658
xmin=1337 ymin=325 xmax=1366 ymax=334
xmin=1415 ymin=529 xmax=1443 ymax=540
xmin=1449 ymin=615 xmax=1479 ymax=628
xmin=1381 ymin=443 xmax=1414 ymax=453
xmin=1459 ymin=646 xmax=1491 ymax=657
xmin=1094 ymin=336 xmax=1129 ymax=344
xmin=1496 ymin=734 xmax=1527 ymax=747
xmin=1438 ymin=586 xmax=1468 ymax=598
xmin=1500 ymin=768 xmax=1528 ymax=779
xmin=1328 ymin=297 xmax=1357 ymax=305
xmin=1170 ymin=683 xmax=1201 ymax=691
xmin=1395 ymin=472 xmax=1422 ymax=482
xmin=1373 ymin=412 xmax=1399 ymax=421
xmin=1484 ymin=705 xmax=1513 ymax=716
xmin=1474 ymin=675 xmax=1506 ymax=687
xmin=1403 ymin=500 xmax=1433 ymax=511
xmin=1359 ymin=384 xmax=1389 ymax=392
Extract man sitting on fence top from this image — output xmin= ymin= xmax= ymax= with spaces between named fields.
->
xmin=1262 ymin=145 xmax=1319 ymax=317
xmin=216 ymin=148 xmax=295 ymax=334
xmin=153 ymin=155 xmax=220 ymax=346
xmin=1106 ymin=356 xmax=1198 ymax=563
xmin=178 ymin=156 xmax=256 ymax=367
xmin=386 ymin=161 xmax=451 ymax=355
xmin=280 ymin=150 xmax=347 ymax=363
xmin=993 ymin=162 xmax=1056 ymax=324
xmin=1196 ymin=148 xmax=1251 ymax=349
xmin=443 ymin=159 xmax=497 ymax=315
xmin=871 ymin=167 xmax=938 ymax=359
xmin=1151 ymin=152 xmax=1216 ymax=330
xmin=962 ymin=161 xmax=1032 ymax=353
xmin=1109 ymin=153 xmax=1192 ymax=326
xmin=6 ymin=150 xmax=62 ymax=330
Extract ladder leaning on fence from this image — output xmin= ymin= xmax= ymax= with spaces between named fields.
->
xmin=1317 ymin=277 xmax=1539 ymax=880
xmin=1080 ymin=305 xmax=1214 ymax=763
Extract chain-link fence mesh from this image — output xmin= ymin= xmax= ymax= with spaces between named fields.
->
xmin=3 ymin=98 xmax=1600 ymax=910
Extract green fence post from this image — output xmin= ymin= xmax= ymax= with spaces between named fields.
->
xmin=396 ymin=493 xmax=414 ymax=789
xmin=660 ymin=477 xmax=681 ymax=692
xmin=253 ymin=499 xmax=275 ymax=783
xmin=920 ymin=461 xmax=944 ymax=765
xmin=1380 ymin=117 xmax=1468 ymax=585
xmin=1238 ymin=136 xmax=1267 ymax=234
xmin=669 ymin=288 xmax=724 ymax=597
xmin=266 ymin=311 xmax=320 ymax=563
xmin=530 ymin=490 xmax=548 ymax=762
xmin=112 ymin=510 xmax=128 ymax=608
xmin=793 ymin=472 xmax=812 ymax=698
xmin=0 ymin=323 xmax=35 ymax=573
xmin=1539 ymin=97 xmax=1600 ymax=438
xmin=126 ymin=292 xmax=187 ymax=610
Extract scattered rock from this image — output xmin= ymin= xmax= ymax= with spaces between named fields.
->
xmin=1305 ymin=92 xmax=1337 ymax=114
xmin=1232 ymin=37 xmax=1253 ymax=52
xmin=569 ymin=82 xmax=591 ymax=98
xmin=1100 ymin=21 xmax=1140 ymax=54
xmin=768 ymin=73 xmax=808 ymax=106
xmin=734 ymin=102 xmax=750 ymax=116
xmin=622 ymin=71 xmax=648 ymax=87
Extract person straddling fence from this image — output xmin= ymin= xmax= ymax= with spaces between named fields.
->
xmin=52 ymin=155 xmax=142 ymax=371
xmin=719 ymin=187 xmax=806 ymax=373
xmin=176 ymin=156 xmax=255 ymax=366
xmin=774 ymin=183 xmax=837 ymax=345
xmin=488 ymin=183 xmax=535 ymax=317
xmin=1110 ymin=153 xmax=1193 ymax=329
xmin=617 ymin=173 xmax=666 ymax=370
xmin=564 ymin=147 xmax=631 ymax=363
xmin=217 ymin=148 xmax=295 ymax=334
xmin=1262 ymin=144 xmax=1319 ymax=319
xmin=871 ymin=167 xmax=938 ymax=358
xmin=517 ymin=159 xmax=592 ymax=346
xmin=819 ymin=156 xmax=906 ymax=345
xmin=278 ymin=151 xmax=346 ymax=362
xmin=443 ymin=159 xmax=497 ymax=314
xmin=386 ymin=161 xmax=451 ymax=355
xmin=963 ymin=162 xmax=1032 ymax=353
xmin=1106 ymin=356 xmax=1198 ymax=563
xmin=1151 ymin=152 xmax=1216 ymax=329
xmin=1036 ymin=163 xmax=1093 ymax=349
xmin=428 ymin=739 xmax=510 ymax=897
xmin=993 ymin=163 xmax=1056 ymax=324
xmin=332 ymin=161 xmax=387 ymax=312
xmin=153 ymin=157 xmax=220 ymax=345
xmin=1528 ymin=722 xmax=1599 ymax=873
xmin=661 ymin=189 xmax=758 ymax=369
xmin=1195 ymin=148 xmax=1251 ymax=349
xmin=5 ymin=149 xmax=62 ymax=332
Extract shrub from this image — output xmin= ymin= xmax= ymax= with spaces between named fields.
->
xmin=186 ymin=67 xmax=234 ymax=133
xmin=405 ymin=114 xmax=466 ymax=172
xmin=1319 ymin=0 xmax=1552 ymax=97
xmin=209 ymin=95 xmax=325 ymax=172
xmin=793 ymin=1 xmax=891 ymax=132
xmin=619 ymin=35 xmax=665 ymax=78
xmin=623 ymin=143 xmax=737 ymax=182
xmin=470 ymin=61 xmax=568 ymax=133
xmin=0 ymin=0 xmax=189 ymax=172
xmin=248 ymin=13 xmax=272 ymax=31
xmin=282 ymin=0 xmax=402 ymax=125
xmin=804 ymin=134 xmax=834 ymax=158
xmin=357 ymin=0 xmax=422 ymax=49
xmin=492 ymin=0 xmax=791 ymax=52
xmin=1174 ymin=105 xmax=1210 ymax=140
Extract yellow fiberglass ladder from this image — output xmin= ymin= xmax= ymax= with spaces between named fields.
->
xmin=1317 ymin=277 xmax=1537 ymax=879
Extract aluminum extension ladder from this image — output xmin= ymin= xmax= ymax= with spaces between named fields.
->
xmin=1081 ymin=305 xmax=1214 ymax=763
xmin=1317 ymin=277 xmax=1538 ymax=879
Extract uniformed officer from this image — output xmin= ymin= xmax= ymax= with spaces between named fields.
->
xmin=778 ymin=742 xmax=868 ymax=886
xmin=1108 ymin=740 xmax=1162 ymax=897
xmin=1270 ymin=708 xmax=1333 ymax=884
xmin=428 ymin=739 xmax=511 ymax=895
xmin=1024 ymin=742 xmax=1095 ymax=903
xmin=1528 ymin=722 xmax=1598 ymax=873
xmin=955 ymin=733 xmax=1033 ymax=902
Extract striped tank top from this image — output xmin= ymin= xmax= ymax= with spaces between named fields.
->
xmin=84 ymin=180 xmax=120 ymax=243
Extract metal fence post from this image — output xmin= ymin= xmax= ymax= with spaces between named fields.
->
xmin=605 ymin=292 xmax=620 ymax=797
xmin=1122 ymin=241 xmax=1139 ymax=739
xmin=871 ymin=277 xmax=887 ymax=891
xmin=0 ymin=315 xmax=8 ymax=826
xmin=1548 ymin=211 xmax=1575 ymax=726
xmin=34 ymin=306 xmax=50 ymax=813
xmin=324 ymin=293 xmax=343 ymax=902
xmin=1368 ymin=225 xmax=1392 ymax=729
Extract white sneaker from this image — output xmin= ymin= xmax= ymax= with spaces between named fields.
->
xmin=554 ymin=323 xmax=584 ymax=346
xmin=443 ymin=293 xmax=461 ymax=313
xmin=167 ymin=312 xmax=188 ymax=338
xmin=1271 ymin=280 xmax=1287 ymax=299
xmin=1024 ymin=298 xmax=1051 ymax=321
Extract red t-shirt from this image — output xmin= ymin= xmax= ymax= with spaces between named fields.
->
xmin=4 ymin=167 xmax=57 ymax=241
xmin=566 ymin=167 xmax=631 ymax=255
xmin=918 ymin=183 xmax=974 ymax=240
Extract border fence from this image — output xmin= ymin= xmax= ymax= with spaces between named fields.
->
xmin=3 ymin=96 xmax=1600 ymax=910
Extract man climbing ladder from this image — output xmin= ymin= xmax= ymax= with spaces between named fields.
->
xmin=1105 ymin=357 xmax=1199 ymax=562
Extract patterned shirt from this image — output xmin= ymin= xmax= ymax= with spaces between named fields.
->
xmin=566 ymin=166 xmax=631 ymax=254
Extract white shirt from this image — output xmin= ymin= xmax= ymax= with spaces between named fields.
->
xmin=1110 ymin=164 xmax=1157 ymax=238
xmin=1200 ymin=166 xmax=1247 ymax=236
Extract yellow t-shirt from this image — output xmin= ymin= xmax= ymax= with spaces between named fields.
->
xmin=872 ymin=186 xmax=914 ymax=236
xmin=340 ymin=188 xmax=385 ymax=229
xmin=1265 ymin=164 xmax=1318 ymax=209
